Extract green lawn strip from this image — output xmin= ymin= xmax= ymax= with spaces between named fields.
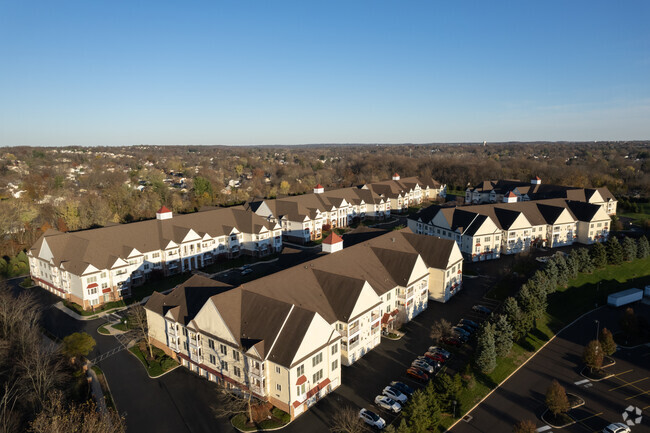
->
xmin=111 ymin=322 xmax=128 ymax=331
xmin=440 ymin=256 xmax=649 ymax=429
xmin=91 ymin=365 xmax=116 ymax=410
xmin=618 ymin=203 xmax=650 ymax=225
xmin=231 ymin=407 xmax=291 ymax=431
xmin=63 ymin=299 xmax=126 ymax=316
xmin=547 ymin=256 xmax=650 ymax=329
xmin=128 ymin=344 xmax=178 ymax=378
xmin=19 ymin=277 xmax=34 ymax=288
xmin=97 ymin=323 xmax=111 ymax=335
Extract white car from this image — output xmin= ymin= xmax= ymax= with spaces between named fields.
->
xmin=382 ymin=386 xmax=408 ymax=404
xmin=359 ymin=408 xmax=385 ymax=429
xmin=603 ymin=423 xmax=631 ymax=433
xmin=374 ymin=395 xmax=401 ymax=413
xmin=428 ymin=346 xmax=451 ymax=358
xmin=411 ymin=359 xmax=434 ymax=374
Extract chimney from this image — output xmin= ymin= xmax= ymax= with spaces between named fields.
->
xmin=313 ymin=184 xmax=324 ymax=194
xmin=531 ymin=176 xmax=541 ymax=185
xmin=392 ymin=173 xmax=400 ymax=181
xmin=156 ymin=206 xmax=173 ymax=220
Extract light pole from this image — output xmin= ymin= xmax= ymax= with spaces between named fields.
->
xmin=595 ymin=320 xmax=600 ymax=341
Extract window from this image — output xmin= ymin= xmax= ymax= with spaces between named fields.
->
xmin=484 ymin=237 xmax=490 ymax=242
xmin=332 ymin=360 xmax=338 ymax=371
xmin=183 ymin=328 xmax=188 ymax=336
xmin=312 ymin=353 xmax=323 ymax=367
xmin=296 ymin=364 xmax=304 ymax=376
xmin=331 ymin=344 xmax=338 ymax=355
xmin=208 ymin=339 xmax=214 ymax=350
xmin=87 ymin=276 xmax=97 ymax=284
xmin=234 ymin=366 xmax=241 ymax=377
xmin=312 ymin=369 xmax=323 ymax=383
xmin=183 ymin=342 xmax=188 ymax=351
xmin=101 ymin=282 xmax=108 ymax=289
xmin=100 ymin=272 xmax=107 ymax=278
xmin=233 ymin=351 xmax=240 ymax=361
xmin=220 ymin=344 xmax=227 ymax=355
xmin=152 ymin=252 xmax=160 ymax=258
xmin=386 ymin=292 xmax=391 ymax=301
xmin=275 ymin=366 xmax=281 ymax=374
xmin=209 ymin=354 xmax=216 ymax=364
xmin=88 ymin=287 xmax=97 ymax=295
xmin=276 ymin=384 xmax=282 ymax=391
xmin=221 ymin=361 xmax=228 ymax=371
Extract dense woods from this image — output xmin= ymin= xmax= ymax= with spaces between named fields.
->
xmin=1 ymin=141 xmax=648 ymax=261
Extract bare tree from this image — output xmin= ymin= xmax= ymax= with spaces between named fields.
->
xmin=128 ymin=304 xmax=153 ymax=358
xmin=212 ymin=386 xmax=255 ymax=425
xmin=29 ymin=390 xmax=125 ymax=433
xmin=429 ymin=319 xmax=452 ymax=342
xmin=17 ymin=345 xmax=65 ymax=408
xmin=513 ymin=419 xmax=537 ymax=433
xmin=0 ymin=382 xmax=22 ymax=433
xmin=330 ymin=406 xmax=366 ymax=433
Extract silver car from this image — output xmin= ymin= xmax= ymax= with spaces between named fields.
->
xmin=374 ymin=395 xmax=401 ymax=413
xmin=359 ymin=408 xmax=386 ymax=429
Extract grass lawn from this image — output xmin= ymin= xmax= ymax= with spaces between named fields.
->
xmin=439 ymin=255 xmax=650 ymax=430
xmin=63 ymin=299 xmax=126 ymax=316
xmin=547 ymin=256 xmax=650 ymax=329
xmin=111 ymin=322 xmax=129 ymax=331
xmin=231 ymin=407 xmax=291 ymax=431
xmin=618 ymin=203 xmax=650 ymax=225
xmin=129 ymin=342 xmax=178 ymax=377
xmin=97 ymin=323 xmax=111 ymax=335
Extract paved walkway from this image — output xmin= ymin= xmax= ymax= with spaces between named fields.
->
xmin=86 ymin=361 xmax=108 ymax=414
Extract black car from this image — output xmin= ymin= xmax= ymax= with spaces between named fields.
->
xmin=389 ymin=381 xmax=414 ymax=397
xmin=460 ymin=318 xmax=479 ymax=329
xmin=456 ymin=323 xmax=476 ymax=334
xmin=472 ymin=305 xmax=492 ymax=315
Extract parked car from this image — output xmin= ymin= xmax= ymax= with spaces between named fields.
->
xmin=412 ymin=359 xmax=434 ymax=374
xmin=359 ymin=408 xmax=386 ymax=429
xmin=459 ymin=318 xmax=479 ymax=329
xmin=389 ymin=381 xmax=414 ymax=397
xmin=374 ymin=395 xmax=401 ymax=413
xmin=241 ymin=264 xmax=251 ymax=269
xmin=456 ymin=323 xmax=476 ymax=334
xmin=241 ymin=268 xmax=253 ymax=275
xmin=383 ymin=386 xmax=408 ymax=403
xmin=472 ymin=304 xmax=492 ymax=314
xmin=602 ymin=423 xmax=631 ymax=433
xmin=428 ymin=346 xmax=451 ymax=358
xmin=424 ymin=352 xmax=447 ymax=363
xmin=406 ymin=367 xmax=428 ymax=381
xmin=441 ymin=336 xmax=462 ymax=347
xmin=416 ymin=356 xmax=441 ymax=370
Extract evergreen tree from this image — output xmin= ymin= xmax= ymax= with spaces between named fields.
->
xmin=637 ymin=235 xmax=649 ymax=259
xmin=552 ymin=255 xmax=569 ymax=288
xmin=621 ymin=237 xmax=637 ymax=262
xmin=395 ymin=419 xmax=411 ymax=433
xmin=577 ymin=248 xmax=594 ymax=273
xmin=599 ymin=328 xmax=617 ymax=356
xmin=590 ymin=242 xmax=607 ymax=268
xmin=543 ymin=260 xmax=559 ymax=292
xmin=503 ymin=297 xmax=527 ymax=340
xmin=494 ymin=314 xmax=514 ymax=358
xmin=423 ymin=380 xmax=442 ymax=426
xmin=403 ymin=390 xmax=432 ymax=433
xmin=605 ymin=237 xmax=623 ymax=265
xmin=529 ymin=270 xmax=550 ymax=295
xmin=475 ymin=322 xmax=497 ymax=374
xmin=566 ymin=250 xmax=580 ymax=279
xmin=518 ymin=284 xmax=545 ymax=326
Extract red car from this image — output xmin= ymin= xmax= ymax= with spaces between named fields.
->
xmin=442 ymin=336 xmax=462 ymax=347
xmin=406 ymin=367 xmax=428 ymax=381
xmin=423 ymin=352 xmax=447 ymax=363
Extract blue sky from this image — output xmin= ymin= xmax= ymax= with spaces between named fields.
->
xmin=1 ymin=1 xmax=648 ymax=146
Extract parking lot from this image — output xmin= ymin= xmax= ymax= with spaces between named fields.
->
xmin=451 ymin=304 xmax=650 ymax=433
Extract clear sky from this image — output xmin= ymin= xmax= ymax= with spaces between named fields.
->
xmin=1 ymin=1 xmax=649 ymax=146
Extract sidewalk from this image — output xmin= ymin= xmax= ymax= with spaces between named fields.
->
xmin=53 ymin=301 xmax=130 ymax=321
xmin=86 ymin=361 xmax=108 ymax=414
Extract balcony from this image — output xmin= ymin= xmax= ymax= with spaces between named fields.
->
xmin=347 ymin=324 xmax=360 ymax=336
xmin=348 ymin=339 xmax=360 ymax=351
xmin=167 ymin=325 xmax=177 ymax=337
xmin=371 ymin=311 xmax=380 ymax=322
xmin=250 ymin=384 xmax=266 ymax=397
xmin=249 ymin=367 xmax=265 ymax=379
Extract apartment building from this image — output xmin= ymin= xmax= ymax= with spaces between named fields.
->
xmin=409 ymin=198 xmax=610 ymax=261
xmin=144 ymin=229 xmax=461 ymax=419
xmin=465 ymin=177 xmax=617 ymax=215
xmin=28 ymin=206 xmax=282 ymax=309
xmin=246 ymin=176 xmax=445 ymax=243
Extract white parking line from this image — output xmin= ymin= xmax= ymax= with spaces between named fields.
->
xmin=574 ymin=379 xmax=590 ymax=386
xmin=536 ymin=426 xmax=552 ymax=432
